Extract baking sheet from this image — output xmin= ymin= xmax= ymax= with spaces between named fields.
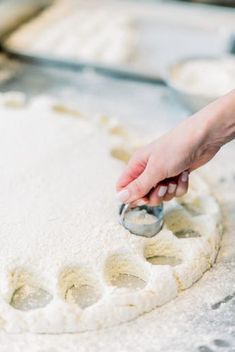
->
xmin=0 ymin=0 xmax=51 ymax=39
xmin=2 ymin=0 xmax=235 ymax=79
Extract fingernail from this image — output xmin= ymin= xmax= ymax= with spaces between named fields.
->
xmin=168 ymin=183 xmax=177 ymax=194
xmin=158 ymin=186 xmax=168 ymax=197
xmin=181 ymin=171 xmax=189 ymax=182
xmin=117 ymin=189 xmax=130 ymax=203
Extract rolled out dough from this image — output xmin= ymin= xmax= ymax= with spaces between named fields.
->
xmin=0 ymin=94 xmax=222 ymax=333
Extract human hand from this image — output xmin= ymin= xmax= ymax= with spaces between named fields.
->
xmin=116 ymin=109 xmax=221 ymax=206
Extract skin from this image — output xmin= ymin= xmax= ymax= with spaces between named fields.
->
xmin=116 ymin=89 xmax=235 ymax=206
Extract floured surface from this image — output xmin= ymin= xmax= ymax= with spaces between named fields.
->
xmin=0 ymin=45 xmax=233 ymax=350
xmin=0 ymin=94 xmax=223 ymax=335
xmin=0 ymin=133 xmax=233 ymax=352
xmin=0 ymin=100 xmax=125 ymax=273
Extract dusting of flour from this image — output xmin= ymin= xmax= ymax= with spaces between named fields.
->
xmin=125 ymin=209 xmax=157 ymax=225
xmin=0 ymin=94 xmax=223 ymax=335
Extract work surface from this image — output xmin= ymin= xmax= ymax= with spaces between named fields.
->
xmin=0 ymin=0 xmax=235 ymax=349
xmin=0 ymin=55 xmax=234 ymax=352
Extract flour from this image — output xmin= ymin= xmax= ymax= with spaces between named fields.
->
xmin=125 ymin=209 xmax=157 ymax=225
xmin=0 ymin=94 xmax=223 ymax=334
xmin=170 ymin=57 xmax=235 ymax=98
xmin=0 ymin=91 xmax=26 ymax=108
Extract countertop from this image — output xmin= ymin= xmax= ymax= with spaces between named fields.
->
xmin=0 ymin=1 xmax=234 ymax=350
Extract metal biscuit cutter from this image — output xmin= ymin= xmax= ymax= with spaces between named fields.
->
xmin=119 ymin=203 xmax=164 ymax=238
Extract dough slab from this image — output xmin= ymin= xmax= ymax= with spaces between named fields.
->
xmin=0 ymin=94 xmax=222 ymax=333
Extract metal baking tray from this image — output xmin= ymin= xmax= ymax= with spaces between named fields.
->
xmin=0 ymin=0 xmax=52 ymax=39
xmin=1 ymin=0 xmax=235 ymax=85
xmin=180 ymin=0 xmax=235 ymax=6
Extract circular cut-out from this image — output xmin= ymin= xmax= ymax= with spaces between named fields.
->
xmin=105 ymin=254 xmax=148 ymax=290
xmin=165 ymin=209 xmax=202 ymax=239
xmin=144 ymin=243 xmax=182 ymax=267
xmin=147 ymin=256 xmax=182 ymax=266
xmin=111 ymin=147 xmax=130 ymax=163
xmin=59 ymin=268 xmax=102 ymax=309
xmin=174 ymin=229 xmax=201 ymax=239
xmin=65 ymin=284 xmax=101 ymax=309
xmin=10 ymin=285 xmax=52 ymax=311
xmin=180 ymin=201 xmax=203 ymax=216
xmin=165 ymin=209 xmax=194 ymax=233
xmin=111 ymin=273 xmax=146 ymax=290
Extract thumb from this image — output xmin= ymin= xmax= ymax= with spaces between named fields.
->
xmin=117 ymin=162 xmax=163 ymax=203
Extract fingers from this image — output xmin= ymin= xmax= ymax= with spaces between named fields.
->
xmin=148 ymin=183 xmax=168 ymax=206
xmin=117 ymin=162 xmax=163 ymax=204
xmin=130 ymin=197 xmax=149 ymax=208
xmin=117 ymin=163 xmax=189 ymax=205
xmin=116 ymin=150 xmax=149 ymax=192
xmin=147 ymin=179 xmax=177 ymax=206
xmin=167 ymin=182 xmax=177 ymax=195
xmin=175 ymin=171 xmax=189 ymax=197
xmin=129 ymin=172 xmax=189 ymax=207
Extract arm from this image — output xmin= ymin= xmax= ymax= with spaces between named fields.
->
xmin=116 ymin=89 xmax=235 ymax=206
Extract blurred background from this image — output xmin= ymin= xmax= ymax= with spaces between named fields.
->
xmin=0 ymin=0 xmax=235 ymax=123
xmin=178 ymin=0 xmax=235 ymax=6
xmin=0 ymin=2 xmax=235 ymax=350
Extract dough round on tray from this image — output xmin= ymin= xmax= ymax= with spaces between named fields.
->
xmin=0 ymin=96 xmax=222 ymax=333
xmin=5 ymin=0 xmax=136 ymax=65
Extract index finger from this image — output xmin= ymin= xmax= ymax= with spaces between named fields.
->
xmin=116 ymin=154 xmax=148 ymax=191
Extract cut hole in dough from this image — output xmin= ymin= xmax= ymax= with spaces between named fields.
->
xmin=174 ymin=229 xmax=201 ymax=239
xmin=144 ymin=243 xmax=182 ymax=267
xmin=108 ymin=125 xmax=128 ymax=137
xmin=178 ymin=195 xmax=219 ymax=218
xmin=104 ymin=254 xmax=148 ymax=290
xmin=10 ymin=285 xmax=52 ymax=311
xmin=165 ymin=209 xmax=194 ymax=232
xmin=147 ymin=255 xmax=181 ymax=266
xmin=179 ymin=201 xmax=203 ymax=216
xmin=59 ymin=267 xmax=102 ymax=309
xmin=8 ymin=269 xmax=52 ymax=311
xmin=111 ymin=148 xmax=131 ymax=163
xmin=165 ymin=209 xmax=201 ymax=239
xmin=111 ymin=273 xmax=146 ymax=290
xmin=65 ymin=284 xmax=101 ymax=309
xmin=52 ymin=103 xmax=81 ymax=117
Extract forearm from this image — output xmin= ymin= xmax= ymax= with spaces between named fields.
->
xmin=196 ymin=89 xmax=235 ymax=148
xmin=117 ymin=90 xmax=235 ymax=204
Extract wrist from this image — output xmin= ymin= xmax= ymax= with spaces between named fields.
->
xmin=186 ymin=90 xmax=235 ymax=153
xmin=200 ymin=90 xmax=235 ymax=148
